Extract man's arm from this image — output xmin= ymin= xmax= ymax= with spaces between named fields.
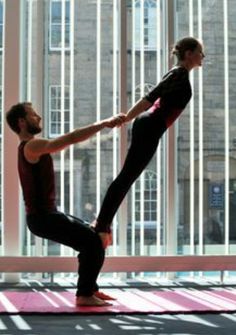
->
xmin=25 ymin=114 xmax=125 ymax=162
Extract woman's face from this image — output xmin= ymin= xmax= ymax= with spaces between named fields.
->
xmin=188 ymin=43 xmax=205 ymax=68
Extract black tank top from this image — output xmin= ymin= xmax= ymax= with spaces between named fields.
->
xmin=18 ymin=141 xmax=57 ymax=214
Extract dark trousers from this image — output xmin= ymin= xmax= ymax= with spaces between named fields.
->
xmin=27 ymin=211 xmax=104 ymax=297
xmin=96 ymin=111 xmax=167 ymax=232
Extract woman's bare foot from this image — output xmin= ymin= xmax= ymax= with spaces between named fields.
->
xmin=76 ymin=294 xmax=111 ymax=306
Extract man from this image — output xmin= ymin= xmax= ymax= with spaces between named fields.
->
xmin=6 ymin=102 xmax=125 ymax=306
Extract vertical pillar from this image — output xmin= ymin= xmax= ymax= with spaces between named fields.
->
xmin=118 ymin=0 xmax=127 ymax=255
xmin=3 ymin=0 xmax=21 ymax=281
xmin=166 ymin=0 xmax=177 ymax=256
xmin=34 ymin=0 xmax=44 ymax=257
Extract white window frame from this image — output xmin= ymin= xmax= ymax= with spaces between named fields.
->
xmin=49 ymin=0 xmax=70 ymax=51
xmin=135 ymin=0 xmax=157 ymax=51
xmin=49 ymin=85 xmax=70 ymax=137
xmin=135 ymin=169 xmax=157 ymax=223
xmin=0 ymin=1 xmax=3 ymax=51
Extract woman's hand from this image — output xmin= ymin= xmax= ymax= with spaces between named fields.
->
xmin=104 ymin=113 xmax=126 ymax=128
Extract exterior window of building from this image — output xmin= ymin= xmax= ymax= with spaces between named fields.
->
xmin=135 ymin=170 xmax=157 ymax=223
xmin=135 ymin=0 xmax=157 ymax=50
xmin=0 ymin=1 xmax=3 ymax=50
xmin=49 ymin=0 xmax=70 ymax=51
xmin=49 ymin=85 xmax=70 ymax=137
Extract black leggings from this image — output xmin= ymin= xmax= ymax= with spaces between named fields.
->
xmin=96 ymin=111 xmax=167 ymax=232
xmin=27 ymin=211 xmax=104 ymax=297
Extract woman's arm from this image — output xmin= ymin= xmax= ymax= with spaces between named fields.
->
xmin=125 ymin=98 xmax=152 ymax=122
xmin=125 ymin=67 xmax=189 ymax=123
xmin=125 ymin=70 xmax=177 ymax=122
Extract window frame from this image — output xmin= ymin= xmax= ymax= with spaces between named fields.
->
xmin=49 ymin=0 xmax=70 ymax=52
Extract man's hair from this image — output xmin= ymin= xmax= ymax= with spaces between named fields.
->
xmin=6 ymin=102 xmax=32 ymax=134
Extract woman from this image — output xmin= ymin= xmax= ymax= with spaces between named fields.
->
xmin=94 ymin=36 xmax=205 ymax=248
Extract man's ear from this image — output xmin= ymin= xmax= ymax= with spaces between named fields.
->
xmin=18 ymin=117 xmax=26 ymax=130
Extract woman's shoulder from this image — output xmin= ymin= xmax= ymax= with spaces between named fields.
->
xmin=170 ymin=65 xmax=188 ymax=75
xmin=161 ymin=66 xmax=188 ymax=83
xmin=166 ymin=66 xmax=189 ymax=81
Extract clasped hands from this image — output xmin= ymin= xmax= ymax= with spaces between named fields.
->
xmin=105 ymin=113 xmax=127 ymax=128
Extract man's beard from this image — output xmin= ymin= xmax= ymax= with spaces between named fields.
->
xmin=26 ymin=122 xmax=42 ymax=135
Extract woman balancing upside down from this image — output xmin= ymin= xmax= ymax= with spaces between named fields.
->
xmin=93 ymin=36 xmax=205 ymax=248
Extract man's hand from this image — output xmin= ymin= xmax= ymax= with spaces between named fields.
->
xmin=104 ymin=113 xmax=126 ymax=128
xmin=98 ymin=232 xmax=113 ymax=249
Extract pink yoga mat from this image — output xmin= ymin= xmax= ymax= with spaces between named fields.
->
xmin=0 ymin=288 xmax=236 ymax=314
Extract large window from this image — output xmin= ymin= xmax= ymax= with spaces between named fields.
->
xmin=2 ymin=0 xmax=236 ymax=280
xmin=175 ymin=0 xmax=236 ymax=257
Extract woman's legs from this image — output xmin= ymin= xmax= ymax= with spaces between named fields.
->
xmin=96 ymin=113 xmax=166 ymax=232
xmin=27 ymin=212 xmax=105 ymax=298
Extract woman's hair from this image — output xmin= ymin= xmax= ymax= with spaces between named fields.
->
xmin=172 ymin=37 xmax=201 ymax=61
xmin=6 ymin=102 xmax=31 ymax=134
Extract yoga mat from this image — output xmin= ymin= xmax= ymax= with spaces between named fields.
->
xmin=1 ymin=288 xmax=236 ymax=314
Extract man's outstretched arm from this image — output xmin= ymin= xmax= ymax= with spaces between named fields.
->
xmin=24 ymin=114 xmax=126 ymax=162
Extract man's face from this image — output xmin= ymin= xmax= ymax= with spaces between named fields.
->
xmin=24 ymin=106 xmax=42 ymax=135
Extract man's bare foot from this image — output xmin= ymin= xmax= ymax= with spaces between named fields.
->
xmin=94 ymin=291 xmax=116 ymax=301
xmin=75 ymin=294 xmax=111 ymax=306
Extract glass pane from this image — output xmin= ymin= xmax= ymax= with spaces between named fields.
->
xmin=0 ymin=0 xmax=4 ymax=256
xmin=175 ymin=0 xmax=236 ymax=266
xmin=3 ymin=0 xmax=236 ymax=283
xmin=50 ymin=0 xmax=70 ymax=49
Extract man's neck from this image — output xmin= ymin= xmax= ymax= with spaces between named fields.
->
xmin=19 ymin=132 xmax=34 ymax=142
